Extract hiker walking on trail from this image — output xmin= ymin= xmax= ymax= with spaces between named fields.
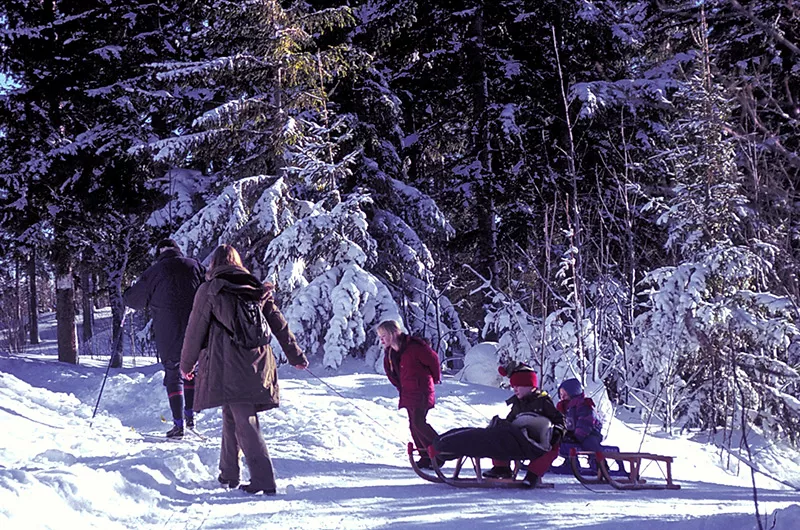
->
xmin=123 ymin=238 xmax=205 ymax=438
xmin=379 ymin=319 xmax=442 ymax=469
xmin=180 ymin=244 xmax=308 ymax=495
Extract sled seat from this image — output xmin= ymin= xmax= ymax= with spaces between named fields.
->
xmin=551 ymin=443 xmax=627 ymax=476
xmin=569 ymin=448 xmax=681 ymax=490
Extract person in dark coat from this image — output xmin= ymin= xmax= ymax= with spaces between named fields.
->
xmin=123 ymin=238 xmax=205 ymax=437
xmin=379 ymin=319 xmax=442 ymax=469
xmin=180 ymin=244 xmax=308 ymax=495
xmin=430 ymin=364 xmax=565 ymax=488
xmin=556 ymin=378 xmax=604 ymax=453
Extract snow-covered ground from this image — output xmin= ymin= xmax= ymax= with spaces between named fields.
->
xmin=1 ymin=312 xmax=798 ymax=529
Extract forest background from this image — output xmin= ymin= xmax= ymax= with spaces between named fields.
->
xmin=1 ymin=0 xmax=799 ymax=467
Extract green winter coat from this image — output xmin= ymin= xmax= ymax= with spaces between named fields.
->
xmin=180 ymin=265 xmax=307 ymax=412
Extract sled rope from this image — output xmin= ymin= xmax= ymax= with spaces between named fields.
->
xmin=305 ymin=368 xmax=404 ymax=447
xmin=452 ymin=394 xmax=491 ymax=421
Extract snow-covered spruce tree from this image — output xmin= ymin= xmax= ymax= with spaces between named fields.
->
xmin=0 ymin=0 xmax=175 ymax=362
xmin=652 ymin=1 xmax=800 ymax=302
xmin=426 ymin=0 xmax=641 ymax=388
xmin=632 ymin=15 xmax=800 ymax=443
xmin=560 ymin=1 xmax=688 ymax=402
xmin=146 ymin=0 xmax=463 ymax=370
xmin=297 ymin=0 xmax=468 ymax=361
xmin=304 ymin=1 xmax=653 ymax=383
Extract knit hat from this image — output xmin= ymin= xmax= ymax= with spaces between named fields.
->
xmin=558 ymin=378 xmax=583 ymax=398
xmin=155 ymin=238 xmax=180 ymax=253
xmin=498 ymin=363 xmax=538 ymax=388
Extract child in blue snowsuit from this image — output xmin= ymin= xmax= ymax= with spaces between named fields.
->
xmin=556 ymin=378 xmax=603 ymax=453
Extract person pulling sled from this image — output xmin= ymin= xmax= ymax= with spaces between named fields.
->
xmin=379 ymin=319 xmax=443 ymax=470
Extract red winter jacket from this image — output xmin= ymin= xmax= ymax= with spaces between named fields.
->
xmin=383 ymin=335 xmax=441 ymax=410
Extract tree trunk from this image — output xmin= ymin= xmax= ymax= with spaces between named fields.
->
xmin=109 ymin=289 xmax=124 ymax=368
xmin=55 ymin=258 xmax=78 ymax=364
xmin=15 ymin=256 xmax=25 ymax=347
xmin=107 ymin=231 xmax=132 ymax=368
xmin=28 ymin=248 xmax=40 ymax=345
xmin=81 ymin=260 xmax=93 ymax=342
xmin=467 ymin=7 xmax=501 ymax=288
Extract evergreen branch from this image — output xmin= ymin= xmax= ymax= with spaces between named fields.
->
xmin=727 ymin=0 xmax=800 ymax=57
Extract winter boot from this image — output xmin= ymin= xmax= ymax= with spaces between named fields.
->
xmin=218 ymin=474 xmax=240 ymax=489
xmin=521 ymin=471 xmax=539 ymax=488
xmin=426 ymin=445 xmax=446 ymax=469
xmin=415 ymin=457 xmax=433 ymax=469
xmin=482 ymin=466 xmax=513 ymax=479
xmin=166 ymin=421 xmax=184 ymax=438
xmin=239 ymin=484 xmax=277 ymax=495
xmin=184 ymin=409 xmax=195 ymax=430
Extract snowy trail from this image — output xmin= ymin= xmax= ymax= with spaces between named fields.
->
xmin=1 ymin=353 xmax=799 ymax=529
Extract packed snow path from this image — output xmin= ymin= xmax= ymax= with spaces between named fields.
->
xmin=1 ymin=348 xmax=798 ymax=529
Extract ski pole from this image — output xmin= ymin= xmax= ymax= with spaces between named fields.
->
xmin=90 ymin=308 xmax=131 ymax=425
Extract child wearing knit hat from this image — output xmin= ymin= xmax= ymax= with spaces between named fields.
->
xmin=481 ymin=364 xmax=565 ymax=486
xmin=430 ymin=363 xmax=566 ymax=488
xmin=499 ymin=364 xmax=538 ymax=388
xmin=556 ymin=377 xmax=604 ymax=453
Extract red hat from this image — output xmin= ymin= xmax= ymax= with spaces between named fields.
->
xmin=498 ymin=364 xmax=538 ymax=388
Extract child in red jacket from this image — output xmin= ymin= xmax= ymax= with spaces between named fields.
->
xmin=379 ymin=319 xmax=442 ymax=469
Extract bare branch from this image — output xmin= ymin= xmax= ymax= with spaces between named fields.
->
xmin=728 ymin=0 xmax=800 ymax=56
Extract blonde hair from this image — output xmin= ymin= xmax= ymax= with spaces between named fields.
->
xmin=207 ymin=244 xmax=247 ymax=280
xmin=377 ymin=319 xmax=402 ymax=335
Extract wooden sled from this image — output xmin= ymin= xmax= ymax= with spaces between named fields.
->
xmin=408 ymin=443 xmax=553 ymax=489
xmin=569 ymin=448 xmax=681 ymax=490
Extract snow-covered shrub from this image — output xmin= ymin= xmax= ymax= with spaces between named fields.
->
xmin=455 ymin=342 xmax=501 ymax=386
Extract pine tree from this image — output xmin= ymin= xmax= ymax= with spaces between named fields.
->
xmin=385 ymin=0 xmax=641 ymax=384
xmin=633 ymin=8 xmax=800 ymax=444
xmin=135 ymin=0 xmax=473 ymax=369
xmin=1 ymin=1 xmax=208 ymax=362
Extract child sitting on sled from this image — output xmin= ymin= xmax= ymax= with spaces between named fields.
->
xmin=429 ymin=363 xmax=565 ymax=488
xmin=548 ymin=377 xmax=624 ymax=476
xmin=556 ymin=378 xmax=604 ymax=453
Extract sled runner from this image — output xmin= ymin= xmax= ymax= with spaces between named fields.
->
xmin=408 ymin=443 xmax=553 ymax=489
xmin=569 ymin=448 xmax=681 ymax=490
xmin=407 ymin=443 xmax=443 ymax=483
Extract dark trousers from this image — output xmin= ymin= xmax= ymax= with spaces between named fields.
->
xmin=407 ymin=406 xmax=438 ymax=457
xmin=219 ymin=403 xmax=276 ymax=490
xmin=163 ymin=359 xmax=195 ymax=422
xmin=435 ymin=422 xmax=558 ymax=475
xmin=435 ymin=422 xmax=532 ymax=460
